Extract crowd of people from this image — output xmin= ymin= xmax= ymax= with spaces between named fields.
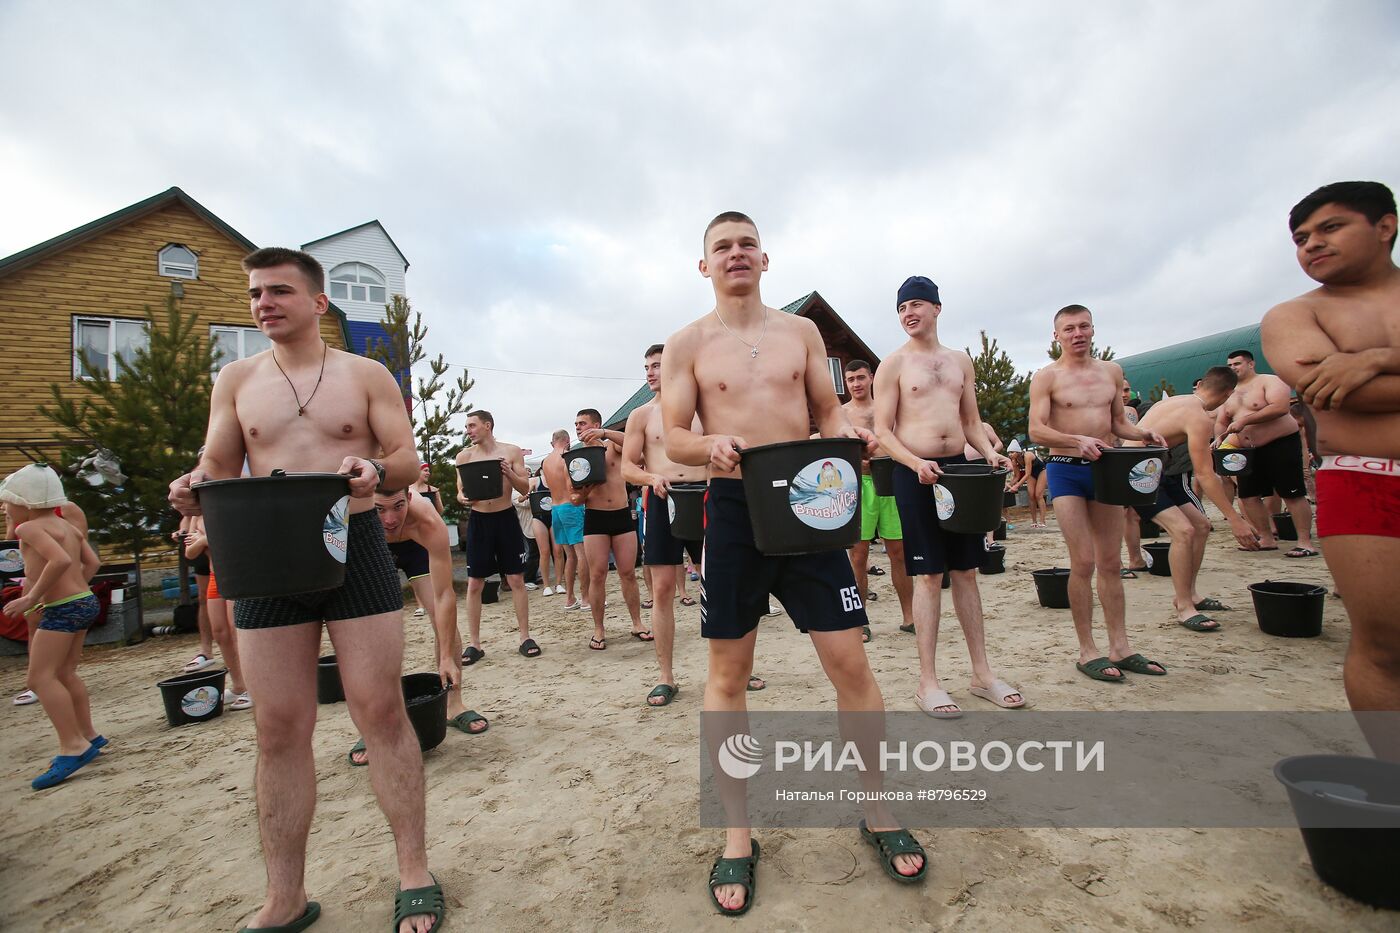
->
xmin=1 ymin=178 xmax=1395 ymax=929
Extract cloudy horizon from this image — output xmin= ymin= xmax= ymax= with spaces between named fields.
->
xmin=3 ymin=0 xmax=1396 ymax=454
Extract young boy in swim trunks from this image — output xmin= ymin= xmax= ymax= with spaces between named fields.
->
xmin=663 ymin=212 xmax=927 ymax=916
xmin=1 ymin=464 xmax=105 ymax=789
xmin=1262 ymin=180 xmax=1400 ymax=759
xmin=541 ymin=429 xmax=589 ymax=608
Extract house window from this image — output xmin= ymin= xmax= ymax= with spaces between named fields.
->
xmin=210 ymin=326 xmax=273 ymax=378
xmin=73 ymin=317 xmax=149 ymax=380
xmin=828 ymin=357 xmax=846 ymax=396
xmin=328 ymin=262 xmax=387 ymax=305
xmin=158 ymin=243 xmax=198 ymax=278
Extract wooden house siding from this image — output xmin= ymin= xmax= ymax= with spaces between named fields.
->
xmin=0 ymin=201 xmax=345 ymax=479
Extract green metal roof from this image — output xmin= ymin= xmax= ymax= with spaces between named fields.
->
xmin=0 ymin=186 xmax=352 ymax=349
xmin=603 ymin=292 xmax=823 ymax=427
xmin=1118 ymin=324 xmax=1269 ymax=398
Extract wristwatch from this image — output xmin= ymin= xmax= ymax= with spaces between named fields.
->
xmin=368 ymin=458 xmax=386 ymax=489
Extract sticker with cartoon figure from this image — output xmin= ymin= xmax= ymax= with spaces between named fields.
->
xmin=0 ymin=545 xmax=21 ymax=575
xmin=668 ymin=495 xmax=677 ymax=525
xmin=540 ymin=495 xmax=553 ymax=511
xmin=1220 ymin=452 xmax=1248 ymax=473
xmin=933 ymin=484 xmax=955 ymax=521
xmin=568 ymin=457 xmax=592 ymax=483
xmin=182 ymin=685 xmax=220 ymax=718
xmin=789 ymin=458 xmax=859 ymax=530
xmin=1128 ymin=458 xmax=1164 ymax=494
xmin=323 ymin=496 xmax=349 ymax=563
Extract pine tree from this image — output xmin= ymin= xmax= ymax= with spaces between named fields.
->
xmin=366 ymin=295 xmax=474 ymax=518
xmin=1147 ymin=377 xmax=1176 ymax=403
xmin=39 ymin=296 xmax=214 ymax=561
xmin=967 ymin=331 xmax=1033 ymax=444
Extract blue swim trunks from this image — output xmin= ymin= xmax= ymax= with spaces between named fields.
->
xmin=1045 ymin=456 xmax=1095 ymax=502
xmin=39 ymin=591 xmax=100 ymax=633
xmin=552 ymin=501 xmax=585 ymax=546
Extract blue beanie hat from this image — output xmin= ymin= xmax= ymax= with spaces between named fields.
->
xmin=897 ymin=276 xmax=940 ymax=308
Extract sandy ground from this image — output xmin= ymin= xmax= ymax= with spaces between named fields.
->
xmin=2 ymin=504 xmax=1394 ymax=932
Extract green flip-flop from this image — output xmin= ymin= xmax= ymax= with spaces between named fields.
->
xmin=1178 ymin=613 xmax=1221 ymax=632
xmin=859 ymin=819 xmax=928 ymax=884
xmin=708 ymin=839 xmax=760 ymax=916
xmin=1112 ymin=653 xmax=1168 ymax=675
xmin=347 ymin=739 xmax=368 ymax=767
xmin=646 ymin=684 xmax=678 ymax=707
xmin=1076 ymin=657 xmax=1125 ymax=682
xmin=393 ymin=874 xmax=445 ymax=933
xmin=1194 ymin=598 xmax=1232 ymax=612
xmin=447 ymin=711 xmax=489 ymax=734
xmin=238 ymin=901 xmax=320 ymax=933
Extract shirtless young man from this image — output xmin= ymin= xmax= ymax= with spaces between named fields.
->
xmin=1261 ymin=180 xmax=1400 ymax=756
xmin=168 ymin=247 xmax=446 ymax=933
xmin=540 ymin=430 xmax=589 ymax=608
xmin=574 ymin=408 xmax=649 ymax=648
xmin=841 ymin=359 xmax=914 ymax=638
xmin=873 ymin=277 xmax=1024 ymax=715
xmin=622 ymin=344 xmax=706 ymax=705
xmin=454 ymin=411 xmax=537 ymax=664
xmin=1029 ymin=305 xmax=1169 ymax=684
xmin=664 ymin=212 xmax=926 ymax=915
xmin=1130 ymin=366 xmax=1262 ymax=631
xmin=2 ymin=464 xmax=104 ymax=789
xmin=348 ymin=488 xmax=484 ymax=766
xmin=1216 ymin=349 xmax=1318 ymax=557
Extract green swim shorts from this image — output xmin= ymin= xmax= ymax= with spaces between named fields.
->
xmin=860 ymin=473 xmax=902 ymax=542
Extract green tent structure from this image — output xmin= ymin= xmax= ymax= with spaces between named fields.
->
xmin=1117 ymin=324 xmax=1270 ymax=400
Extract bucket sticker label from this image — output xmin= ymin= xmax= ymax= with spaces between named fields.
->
xmin=933 ymin=484 xmax=955 ymax=520
xmin=324 ymin=496 xmax=349 ymax=564
xmin=0 ymin=546 xmax=21 ymax=574
xmin=540 ymin=496 xmax=553 ymax=511
xmin=182 ymin=685 xmax=220 ymax=718
xmin=1220 ymin=453 xmax=1248 ymax=473
xmin=668 ymin=496 xmax=677 ymax=525
xmin=789 ymin=458 xmax=859 ymax=530
xmin=1128 ymin=458 xmax=1163 ymax=494
xmin=568 ymin=457 xmax=593 ymax=483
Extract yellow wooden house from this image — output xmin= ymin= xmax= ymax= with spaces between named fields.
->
xmin=0 ymin=187 xmax=350 ymax=479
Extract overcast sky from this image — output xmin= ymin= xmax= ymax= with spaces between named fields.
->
xmin=3 ymin=1 xmax=1397 ymax=454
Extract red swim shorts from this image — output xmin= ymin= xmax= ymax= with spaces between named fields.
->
xmin=1315 ymin=456 xmax=1400 ymax=539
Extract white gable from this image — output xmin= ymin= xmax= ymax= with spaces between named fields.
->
xmin=303 ymin=222 xmax=408 ymax=323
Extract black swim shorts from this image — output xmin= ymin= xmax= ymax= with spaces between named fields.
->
xmin=1237 ymin=432 xmax=1307 ymax=501
xmin=465 ymin=507 xmax=527 ymax=579
xmin=583 ymin=506 xmax=636 ymax=538
xmin=700 ymin=479 xmax=867 ymax=639
xmin=642 ymin=487 xmax=703 ymax=567
xmin=1134 ymin=472 xmax=1204 ymax=521
xmin=387 ymin=538 xmax=431 ymax=579
xmin=234 ymin=511 xmax=404 ymax=629
xmin=891 ymin=458 xmax=987 ymax=576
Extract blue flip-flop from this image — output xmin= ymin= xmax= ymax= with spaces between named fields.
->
xmin=89 ymin=735 xmax=109 ymax=752
xmin=31 ymin=752 xmax=94 ymax=790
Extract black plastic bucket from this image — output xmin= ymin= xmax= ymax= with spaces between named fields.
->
xmin=194 ymin=471 xmax=350 ymax=600
xmin=457 ymin=459 xmax=502 ymax=501
xmin=930 ymin=464 xmax=1010 ymax=535
xmin=1139 ymin=518 xmax=1161 ymax=539
xmin=317 ymin=654 xmax=344 ymax=704
xmin=667 ymin=483 xmax=707 ymax=541
xmin=1003 ymin=490 xmax=1017 ymax=508
xmin=1273 ymin=512 xmax=1298 ymax=541
xmin=480 ymin=579 xmax=500 ymax=604
xmin=1249 ymin=580 xmax=1325 ymax=637
xmin=1032 ymin=568 xmax=1071 ymax=609
xmin=1275 ymin=754 xmax=1400 ymax=908
xmin=941 ymin=570 xmax=952 ymax=590
xmin=402 ymin=672 xmax=448 ymax=752
xmin=993 ymin=520 xmax=1007 ymax=541
xmin=870 ymin=457 xmax=896 ymax=498
xmin=528 ymin=488 xmax=553 ymax=521
xmin=739 ymin=438 xmax=864 ymax=555
xmin=981 ymin=544 xmax=1006 ymax=575
xmin=1091 ymin=446 xmax=1168 ymax=506
xmin=566 ymin=446 xmax=608 ymax=487
xmin=1213 ymin=447 xmax=1254 ymax=478
xmin=1143 ymin=541 xmax=1172 ymax=576
xmin=157 ymin=668 xmax=227 ymax=727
